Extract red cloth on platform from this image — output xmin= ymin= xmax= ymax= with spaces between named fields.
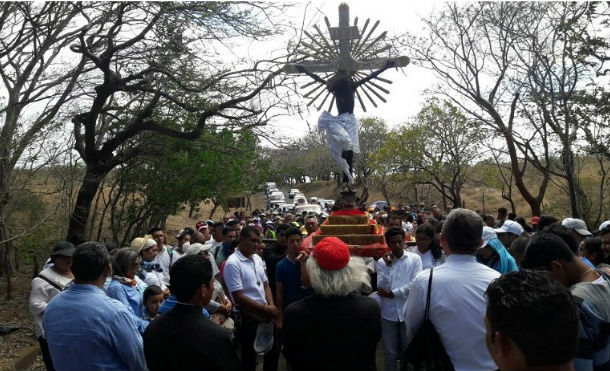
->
xmin=331 ymin=209 xmax=366 ymax=216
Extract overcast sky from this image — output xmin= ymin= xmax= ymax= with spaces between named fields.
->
xmin=259 ymin=0 xmax=442 ymax=142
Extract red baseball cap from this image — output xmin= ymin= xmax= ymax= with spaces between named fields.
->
xmin=313 ymin=237 xmax=350 ymax=270
xmin=531 ymin=216 xmax=540 ymax=226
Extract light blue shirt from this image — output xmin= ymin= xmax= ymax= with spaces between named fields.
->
xmin=42 ymin=283 xmax=147 ymax=371
xmin=106 ymin=279 xmax=149 ymax=333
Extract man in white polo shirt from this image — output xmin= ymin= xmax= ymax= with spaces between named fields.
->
xmin=403 ymin=208 xmax=500 ymax=371
xmin=376 ymin=227 xmax=422 ymax=371
xmin=224 ymin=226 xmax=281 ymax=371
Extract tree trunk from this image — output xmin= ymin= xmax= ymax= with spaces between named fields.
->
xmin=0 ymin=210 xmax=13 ymax=299
xmin=209 ymin=202 xmax=219 ymax=220
xmin=67 ymin=167 xmax=109 ymax=245
xmin=563 ymin=148 xmax=581 ymax=218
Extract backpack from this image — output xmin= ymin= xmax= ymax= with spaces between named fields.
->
xmin=400 ymin=268 xmax=455 ymax=371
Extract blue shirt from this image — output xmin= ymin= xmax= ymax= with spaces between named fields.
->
xmin=42 ymin=284 xmax=147 ymax=371
xmin=106 ymin=279 xmax=149 ymax=333
xmin=159 ymin=294 xmax=210 ymax=318
xmin=276 ymin=256 xmax=312 ymax=311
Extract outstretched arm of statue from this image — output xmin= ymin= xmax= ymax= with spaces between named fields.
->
xmin=296 ymin=65 xmax=327 ymax=84
xmin=354 ymin=60 xmax=395 ymax=87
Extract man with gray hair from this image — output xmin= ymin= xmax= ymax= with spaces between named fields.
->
xmin=403 ymin=208 xmax=501 ymax=371
xmin=282 ymin=237 xmax=380 ymax=371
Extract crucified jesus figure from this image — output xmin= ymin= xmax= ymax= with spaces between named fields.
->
xmin=297 ymin=61 xmax=396 ymax=183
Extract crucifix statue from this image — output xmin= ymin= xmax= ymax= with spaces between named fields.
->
xmin=284 ymin=3 xmax=409 ymax=184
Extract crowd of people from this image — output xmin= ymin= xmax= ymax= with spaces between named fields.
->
xmin=28 ymin=203 xmax=610 ymax=371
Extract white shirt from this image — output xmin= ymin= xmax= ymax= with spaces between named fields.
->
xmin=29 ymin=267 xmax=73 ymax=337
xmin=403 ymin=254 xmax=500 ymax=371
xmin=402 ymin=221 xmax=413 ymax=233
xmin=223 ymin=248 xmax=268 ymax=312
xmin=376 ymin=252 xmax=422 ymax=322
xmin=142 ymin=268 xmax=167 ymax=292
xmin=153 ymin=245 xmax=172 ymax=286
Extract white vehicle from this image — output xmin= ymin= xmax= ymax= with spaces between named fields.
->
xmin=294 ymin=194 xmax=307 ymax=206
xmin=289 ymin=189 xmax=300 ymax=199
xmin=269 ymin=191 xmax=284 ymax=199
xmin=266 ymin=182 xmax=277 ymax=189
xmin=295 ymin=204 xmax=323 ymax=215
xmin=277 ymin=203 xmax=295 ymax=214
xmin=267 ymin=187 xmax=279 ymax=196
xmin=269 ymin=199 xmax=286 ymax=209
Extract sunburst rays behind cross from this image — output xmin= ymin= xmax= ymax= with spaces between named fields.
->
xmin=286 ymin=3 xmax=408 ymax=112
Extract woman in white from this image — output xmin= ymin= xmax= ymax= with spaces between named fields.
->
xmin=29 ymin=241 xmax=75 ymax=371
xmin=411 ymin=223 xmax=446 ymax=270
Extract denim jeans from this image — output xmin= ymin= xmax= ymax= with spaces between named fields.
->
xmin=381 ymin=319 xmax=407 ymax=371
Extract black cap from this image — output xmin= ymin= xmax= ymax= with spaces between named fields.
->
xmin=51 ymin=241 xmax=75 ymax=257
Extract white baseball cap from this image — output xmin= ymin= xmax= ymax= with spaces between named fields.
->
xmin=598 ymin=220 xmax=610 ymax=231
xmin=481 ymin=226 xmax=498 ymax=248
xmin=561 ymin=218 xmax=592 ymax=236
xmin=185 ymin=243 xmax=211 ymax=256
xmin=495 ymin=220 xmax=524 ymax=237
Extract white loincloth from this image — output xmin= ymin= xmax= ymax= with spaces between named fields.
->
xmin=317 ymin=111 xmax=360 ymax=183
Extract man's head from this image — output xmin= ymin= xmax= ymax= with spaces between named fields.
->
xmin=385 ymin=227 xmax=405 ymax=257
xmin=148 ymin=227 xmax=165 ymax=248
xmin=71 ymin=242 xmax=111 ymax=284
xmin=276 ymin=223 xmax=291 ymax=247
xmin=50 ymin=241 xmax=75 ymax=274
xmin=485 ymin=270 xmax=578 ymax=371
xmin=561 ymin=218 xmax=592 ymax=244
xmin=388 ymin=216 xmax=402 ymax=229
xmin=579 ymin=237 xmax=604 ymax=266
xmin=306 ymin=237 xmax=370 ymax=296
xmin=169 ymin=255 xmax=214 ymax=306
xmin=285 ymin=213 xmax=294 ymax=224
xmin=440 ymin=208 xmax=483 ymax=254
xmin=497 ymin=207 xmax=507 ymax=220
xmin=239 ymin=225 xmax=261 ymax=257
xmin=211 ymin=222 xmax=224 ymax=242
xmin=226 ymin=220 xmax=241 ymax=234
xmin=222 ymin=226 xmax=237 ymax=243
xmin=600 ymin=227 xmax=610 ymax=259
xmin=521 ymin=232 xmax=580 ymax=287
xmin=285 ymin=227 xmax=303 ymax=257
xmin=196 ymin=223 xmax=211 ymax=242
xmin=304 ymin=215 xmax=319 ymax=235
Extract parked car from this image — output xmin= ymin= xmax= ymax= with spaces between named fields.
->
xmin=294 ymin=194 xmax=307 ymax=206
xmin=289 ymin=189 xmax=300 ymax=199
xmin=277 ymin=203 xmax=295 ymax=214
xmin=295 ymin=204 xmax=323 ymax=216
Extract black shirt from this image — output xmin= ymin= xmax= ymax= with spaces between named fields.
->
xmin=262 ymin=242 xmax=286 ymax=299
xmin=143 ymin=303 xmax=240 ymax=371
xmin=282 ymin=293 xmax=381 ymax=371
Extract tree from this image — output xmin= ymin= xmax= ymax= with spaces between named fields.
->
xmin=377 ymin=98 xmax=483 ymax=208
xmin=353 ymin=117 xmax=388 ymax=203
xmin=407 ymin=2 xmax=553 ymax=216
xmin=87 ymin=127 xmax=267 ymax=247
xmin=0 ymin=2 xmax=99 ymax=297
xmin=65 ymin=2 xmax=287 ymax=244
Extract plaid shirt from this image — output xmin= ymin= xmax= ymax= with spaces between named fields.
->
xmin=572 ymin=274 xmax=610 ymax=371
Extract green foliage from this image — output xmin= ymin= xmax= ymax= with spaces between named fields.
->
xmin=374 ymin=98 xmax=484 ymax=207
xmin=106 ymin=127 xmax=268 ymax=245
